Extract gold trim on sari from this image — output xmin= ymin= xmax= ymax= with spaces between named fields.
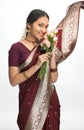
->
xmin=19 ymin=46 xmax=54 ymax=130
xmin=18 ymin=1 xmax=84 ymax=130
xmin=25 ymin=60 xmax=54 ymax=130
xmin=56 ymin=1 xmax=84 ymax=63
xmin=19 ymin=46 xmax=38 ymax=71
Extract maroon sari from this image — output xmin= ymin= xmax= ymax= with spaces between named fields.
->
xmin=9 ymin=43 xmax=60 ymax=130
xmin=8 ymin=1 xmax=84 ymax=130
xmin=55 ymin=1 xmax=84 ymax=63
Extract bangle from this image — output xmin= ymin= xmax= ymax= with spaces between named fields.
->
xmin=50 ymin=68 xmax=57 ymax=72
xmin=23 ymin=71 xmax=28 ymax=79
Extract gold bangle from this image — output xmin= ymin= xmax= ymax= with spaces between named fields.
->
xmin=50 ymin=68 xmax=57 ymax=72
xmin=23 ymin=71 xmax=28 ymax=79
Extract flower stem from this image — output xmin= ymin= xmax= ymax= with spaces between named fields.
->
xmin=37 ymin=62 xmax=47 ymax=80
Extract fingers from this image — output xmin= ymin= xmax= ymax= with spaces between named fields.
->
xmin=38 ymin=52 xmax=51 ymax=62
xmin=36 ymin=52 xmax=52 ymax=68
xmin=43 ymin=52 xmax=51 ymax=61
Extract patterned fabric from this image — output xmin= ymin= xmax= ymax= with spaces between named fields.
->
xmin=56 ymin=1 xmax=84 ymax=63
xmin=8 ymin=1 xmax=84 ymax=130
xmin=9 ymin=43 xmax=60 ymax=130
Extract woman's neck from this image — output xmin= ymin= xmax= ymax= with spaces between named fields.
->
xmin=25 ymin=36 xmax=39 ymax=47
xmin=25 ymin=37 xmax=36 ymax=43
xmin=26 ymin=34 xmax=38 ymax=43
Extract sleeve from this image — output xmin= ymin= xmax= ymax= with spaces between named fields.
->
xmin=8 ymin=44 xmax=20 ymax=67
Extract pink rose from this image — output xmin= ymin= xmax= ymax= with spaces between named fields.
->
xmin=41 ymin=38 xmax=51 ymax=48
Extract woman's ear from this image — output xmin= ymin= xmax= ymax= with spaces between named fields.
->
xmin=26 ymin=23 xmax=31 ymax=29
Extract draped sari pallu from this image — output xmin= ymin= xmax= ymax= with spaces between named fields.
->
xmin=17 ymin=46 xmax=56 ymax=130
xmin=56 ymin=1 xmax=84 ymax=63
xmin=17 ymin=1 xmax=84 ymax=130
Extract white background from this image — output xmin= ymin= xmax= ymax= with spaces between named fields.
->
xmin=0 ymin=0 xmax=84 ymax=130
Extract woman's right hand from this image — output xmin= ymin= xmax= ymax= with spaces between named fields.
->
xmin=36 ymin=52 xmax=51 ymax=68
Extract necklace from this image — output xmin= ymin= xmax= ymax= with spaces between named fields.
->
xmin=25 ymin=37 xmax=37 ymax=44
xmin=25 ymin=37 xmax=38 ymax=47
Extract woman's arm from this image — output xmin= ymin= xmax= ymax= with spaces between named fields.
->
xmin=9 ymin=64 xmax=40 ymax=86
xmin=50 ymin=45 xmax=58 ymax=83
xmin=9 ymin=52 xmax=51 ymax=87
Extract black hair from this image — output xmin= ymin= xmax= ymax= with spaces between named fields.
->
xmin=26 ymin=9 xmax=49 ymax=24
xmin=21 ymin=9 xmax=49 ymax=39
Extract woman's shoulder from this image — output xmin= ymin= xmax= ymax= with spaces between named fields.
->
xmin=9 ymin=41 xmax=25 ymax=52
xmin=10 ymin=42 xmax=21 ymax=49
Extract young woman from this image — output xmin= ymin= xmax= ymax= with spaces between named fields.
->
xmin=8 ymin=9 xmax=60 ymax=130
xmin=8 ymin=1 xmax=84 ymax=130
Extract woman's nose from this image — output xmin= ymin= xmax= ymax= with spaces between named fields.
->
xmin=42 ymin=27 xmax=47 ymax=33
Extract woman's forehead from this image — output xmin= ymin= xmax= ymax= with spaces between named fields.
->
xmin=34 ymin=16 xmax=49 ymax=25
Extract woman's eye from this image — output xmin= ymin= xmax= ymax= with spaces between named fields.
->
xmin=38 ymin=24 xmax=43 ymax=27
xmin=38 ymin=24 xmax=48 ymax=29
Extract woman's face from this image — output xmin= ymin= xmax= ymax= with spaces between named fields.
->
xmin=27 ymin=16 xmax=49 ymax=41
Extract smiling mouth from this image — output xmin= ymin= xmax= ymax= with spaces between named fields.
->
xmin=40 ymin=33 xmax=45 ymax=37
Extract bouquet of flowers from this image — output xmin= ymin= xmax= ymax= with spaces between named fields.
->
xmin=38 ymin=29 xmax=58 ymax=80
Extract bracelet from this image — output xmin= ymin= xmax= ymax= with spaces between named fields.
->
xmin=50 ymin=68 xmax=57 ymax=72
xmin=23 ymin=71 xmax=28 ymax=79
